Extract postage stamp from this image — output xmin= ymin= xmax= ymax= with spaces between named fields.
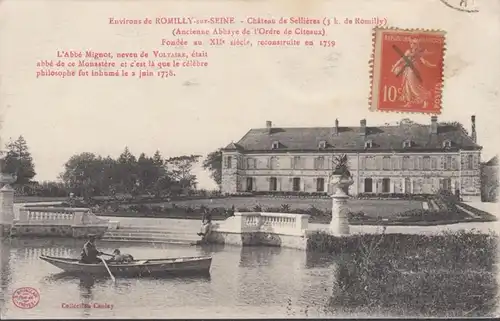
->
xmin=12 ymin=287 xmax=40 ymax=309
xmin=369 ymin=28 xmax=446 ymax=114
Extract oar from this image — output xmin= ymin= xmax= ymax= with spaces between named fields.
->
xmin=99 ymin=256 xmax=116 ymax=282
xmin=99 ymin=252 xmax=114 ymax=257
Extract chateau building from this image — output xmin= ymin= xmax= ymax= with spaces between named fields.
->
xmin=221 ymin=116 xmax=482 ymax=199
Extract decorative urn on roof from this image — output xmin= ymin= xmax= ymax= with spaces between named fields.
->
xmin=329 ymin=154 xmax=353 ymax=236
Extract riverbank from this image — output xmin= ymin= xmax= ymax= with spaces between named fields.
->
xmin=308 ymin=230 xmax=498 ymax=317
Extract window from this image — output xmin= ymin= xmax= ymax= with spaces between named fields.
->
xmin=224 ymin=156 xmax=232 ymax=169
xmin=423 ymin=156 xmax=431 ymax=170
xmin=403 ymin=140 xmax=412 ymax=148
xmin=366 ymin=156 xmax=375 ymax=170
xmin=314 ymin=157 xmax=325 ymax=169
xmin=293 ymin=177 xmax=301 ymax=191
xmin=402 ymin=156 xmax=410 ymax=170
xmin=382 ymin=178 xmax=390 ymax=193
xmin=440 ymin=178 xmax=451 ymax=191
xmin=270 ymin=156 xmax=278 ymax=169
xmin=431 ymin=157 xmax=437 ymax=170
xmin=292 ymin=156 xmax=302 ymax=169
xmin=316 ymin=178 xmax=325 ymax=192
xmin=364 ymin=140 xmax=373 ymax=148
xmin=467 ymin=154 xmax=473 ymax=169
xmin=382 ymin=156 xmax=391 ymax=170
xmin=443 ymin=140 xmax=451 ymax=148
xmin=318 ymin=141 xmax=326 ymax=149
xmin=413 ymin=179 xmax=421 ymax=194
xmin=269 ymin=177 xmax=277 ymax=191
xmin=391 ymin=157 xmax=400 ymax=170
xmin=404 ymin=178 xmax=411 ymax=193
xmin=364 ymin=178 xmax=373 ymax=193
xmin=360 ymin=157 xmax=366 ymax=170
xmin=271 ymin=141 xmax=279 ymax=149
xmin=444 ymin=156 xmax=451 ymax=170
xmin=415 ymin=157 xmax=422 ymax=170
xmin=246 ymin=177 xmax=253 ymax=191
xmin=246 ymin=158 xmax=256 ymax=169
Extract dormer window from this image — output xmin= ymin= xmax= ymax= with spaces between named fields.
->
xmin=364 ymin=140 xmax=373 ymax=149
xmin=442 ymin=140 xmax=452 ymax=148
xmin=271 ymin=141 xmax=280 ymax=149
xmin=403 ymin=140 xmax=413 ymax=148
xmin=318 ymin=140 xmax=327 ymax=149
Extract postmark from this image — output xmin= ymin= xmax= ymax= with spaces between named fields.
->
xmin=439 ymin=0 xmax=479 ymax=13
xmin=12 ymin=287 xmax=40 ymax=309
xmin=369 ymin=27 xmax=446 ymax=114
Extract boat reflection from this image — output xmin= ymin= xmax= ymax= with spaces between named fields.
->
xmin=44 ymin=271 xmax=211 ymax=282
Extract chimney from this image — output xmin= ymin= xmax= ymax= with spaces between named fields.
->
xmin=471 ymin=115 xmax=477 ymax=143
xmin=266 ymin=120 xmax=272 ymax=134
xmin=333 ymin=118 xmax=339 ymax=135
xmin=360 ymin=119 xmax=367 ymax=136
xmin=430 ymin=116 xmax=438 ymax=134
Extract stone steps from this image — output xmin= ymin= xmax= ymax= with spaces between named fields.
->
xmin=116 ymin=226 xmax=189 ymax=233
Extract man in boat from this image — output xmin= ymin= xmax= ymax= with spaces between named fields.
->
xmin=197 ymin=209 xmax=212 ymax=239
xmin=80 ymin=234 xmax=104 ymax=264
xmin=109 ymin=249 xmax=134 ymax=263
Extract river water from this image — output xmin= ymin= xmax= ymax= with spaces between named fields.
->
xmin=0 ymin=238 xmax=339 ymax=319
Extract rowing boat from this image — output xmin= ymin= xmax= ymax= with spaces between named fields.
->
xmin=40 ymin=255 xmax=212 ymax=277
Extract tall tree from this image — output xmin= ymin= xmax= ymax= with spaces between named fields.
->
xmin=4 ymin=136 xmax=36 ymax=184
xmin=116 ymin=147 xmax=138 ymax=195
xmin=60 ymin=152 xmax=99 ymax=200
xmin=137 ymin=153 xmax=159 ymax=194
xmin=165 ymin=154 xmax=201 ymax=193
xmin=202 ymin=148 xmax=223 ymax=188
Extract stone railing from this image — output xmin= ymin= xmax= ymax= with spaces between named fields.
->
xmin=14 ymin=206 xmax=110 ymax=226
xmin=214 ymin=212 xmax=310 ymax=236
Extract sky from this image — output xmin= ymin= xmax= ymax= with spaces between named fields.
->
xmin=0 ymin=0 xmax=499 ymax=190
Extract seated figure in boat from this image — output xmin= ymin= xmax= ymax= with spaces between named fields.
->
xmin=197 ymin=210 xmax=212 ymax=240
xmin=80 ymin=235 xmax=103 ymax=264
xmin=110 ymin=249 xmax=134 ymax=263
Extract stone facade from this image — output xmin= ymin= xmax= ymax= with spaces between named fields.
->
xmin=221 ymin=117 xmax=482 ymax=198
xmin=481 ymin=156 xmax=498 ymax=202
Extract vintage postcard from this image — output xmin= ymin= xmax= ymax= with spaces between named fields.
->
xmin=0 ymin=0 xmax=499 ymax=319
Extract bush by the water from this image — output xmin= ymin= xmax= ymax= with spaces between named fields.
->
xmin=308 ymin=230 xmax=498 ymax=317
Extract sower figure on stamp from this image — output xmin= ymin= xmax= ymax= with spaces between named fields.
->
xmin=391 ymin=38 xmax=437 ymax=108
xmin=80 ymin=235 xmax=103 ymax=264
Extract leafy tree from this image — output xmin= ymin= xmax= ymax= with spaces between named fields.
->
xmin=203 ymin=148 xmax=222 ymax=188
xmin=60 ymin=152 xmax=100 ymax=200
xmin=165 ymin=155 xmax=201 ymax=193
xmin=4 ymin=136 xmax=36 ymax=184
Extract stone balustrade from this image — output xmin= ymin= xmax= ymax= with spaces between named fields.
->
xmin=14 ymin=207 xmax=109 ymax=226
xmin=9 ymin=204 xmax=115 ymax=238
xmin=208 ymin=212 xmax=310 ymax=250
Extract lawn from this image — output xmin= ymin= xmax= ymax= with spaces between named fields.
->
xmin=154 ymin=197 xmax=423 ymax=218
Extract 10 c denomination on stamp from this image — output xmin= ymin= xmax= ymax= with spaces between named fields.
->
xmin=12 ymin=287 xmax=40 ymax=309
xmin=369 ymin=28 xmax=446 ymax=114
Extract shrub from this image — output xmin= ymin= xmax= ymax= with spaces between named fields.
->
xmin=317 ymin=230 xmax=498 ymax=317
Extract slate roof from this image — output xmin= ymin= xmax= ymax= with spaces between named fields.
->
xmin=223 ymin=123 xmax=481 ymax=152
